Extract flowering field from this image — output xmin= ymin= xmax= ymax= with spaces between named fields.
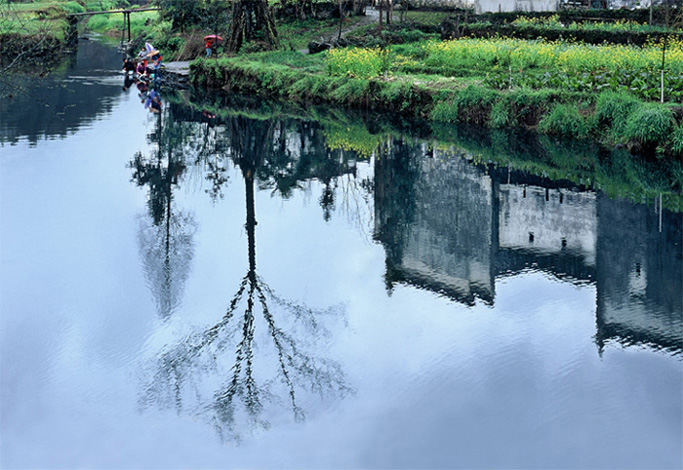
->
xmin=512 ymin=14 xmax=677 ymax=33
xmin=324 ymin=37 xmax=683 ymax=100
xmin=470 ymin=37 xmax=683 ymax=100
xmin=421 ymin=37 xmax=683 ymax=72
xmin=325 ymin=47 xmax=391 ymax=79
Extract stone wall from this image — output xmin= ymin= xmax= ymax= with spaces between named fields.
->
xmin=407 ymin=0 xmax=559 ymax=12
xmin=474 ymin=0 xmax=559 ymax=12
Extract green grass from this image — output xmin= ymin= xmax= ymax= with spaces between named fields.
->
xmin=277 ymin=17 xmax=355 ymax=51
xmin=85 ymin=10 xmax=159 ymax=36
xmin=402 ymin=10 xmax=451 ymax=26
xmin=0 ymin=0 xmax=72 ymax=38
xmin=251 ymin=49 xmax=325 ymax=73
xmin=622 ymin=103 xmax=675 ymax=146
xmin=538 ymin=103 xmax=595 ymax=138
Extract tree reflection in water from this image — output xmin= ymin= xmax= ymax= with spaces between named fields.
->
xmin=140 ymin=113 xmax=352 ymax=443
xmin=129 ymin=107 xmax=198 ymax=320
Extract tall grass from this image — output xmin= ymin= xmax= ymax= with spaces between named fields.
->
xmin=86 ymin=10 xmax=159 ymax=37
xmin=594 ymin=90 xmax=640 ymax=137
xmin=325 ymin=47 xmax=391 ymax=79
xmin=538 ymin=103 xmax=594 ymax=138
xmin=415 ymin=37 xmax=683 ymax=100
xmin=622 ymin=103 xmax=674 ymax=146
xmin=513 ymin=14 xmax=678 ymax=33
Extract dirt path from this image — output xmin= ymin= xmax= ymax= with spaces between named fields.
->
xmin=298 ymin=6 xmax=379 ymax=53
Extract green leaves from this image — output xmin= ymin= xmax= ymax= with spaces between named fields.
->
xmin=623 ymin=103 xmax=675 ymax=145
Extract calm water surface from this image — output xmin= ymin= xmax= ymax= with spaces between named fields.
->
xmin=1 ymin=40 xmax=682 ymax=469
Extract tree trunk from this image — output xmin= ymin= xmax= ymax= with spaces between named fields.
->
xmin=227 ymin=0 xmax=279 ymax=53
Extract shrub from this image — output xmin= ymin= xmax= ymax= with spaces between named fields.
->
xmin=490 ymin=99 xmax=514 ymax=128
xmin=623 ymin=103 xmax=674 ymax=146
xmin=64 ymin=2 xmax=86 ymax=14
xmin=430 ymin=99 xmax=459 ymax=123
xmin=669 ymin=125 xmax=683 ymax=156
xmin=538 ymin=103 xmax=593 ymax=138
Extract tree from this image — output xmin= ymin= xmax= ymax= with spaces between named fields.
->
xmin=202 ymin=0 xmax=231 ymax=57
xmin=0 ymin=2 xmax=68 ymax=97
xmin=156 ymin=0 xmax=203 ymax=32
xmin=139 ymin=115 xmax=351 ymax=441
xmin=226 ymin=0 xmax=279 ymax=52
xmin=128 ymin=105 xmax=198 ymax=319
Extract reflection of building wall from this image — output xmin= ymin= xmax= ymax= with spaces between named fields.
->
xmin=498 ymin=185 xmax=597 ymax=266
xmin=596 ymin=194 xmax=683 ymax=353
xmin=400 ymin=152 xmax=495 ymax=304
xmin=375 ymin=146 xmax=495 ymax=305
xmin=374 ymin=144 xmax=682 ymax=354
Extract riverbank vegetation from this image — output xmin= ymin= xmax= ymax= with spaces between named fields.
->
xmin=189 ymin=28 xmax=683 ymax=157
xmin=5 ymin=0 xmax=683 ymax=162
xmin=166 ymin=89 xmax=683 ymax=211
xmin=177 ymin=5 xmax=683 ymax=160
xmin=0 ymin=0 xmax=75 ymax=66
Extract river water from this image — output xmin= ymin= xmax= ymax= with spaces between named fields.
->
xmin=1 ymin=40 xmax=682 ymax=469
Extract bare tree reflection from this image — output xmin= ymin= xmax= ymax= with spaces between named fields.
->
xmin=129 ymin=107 xmax=197 ymax=319
xmin=141 ymin=115 xmax=351 ymax=443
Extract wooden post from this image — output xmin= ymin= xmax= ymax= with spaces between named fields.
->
xmin=127 ymin=12 xmax=131 ymax=42
xmin=659 ymin=193 xmax=663 ymax=233
xmin=120 ymin=12 xmax=126 ymax=44
xmin=661 ymin=36 xmax=666 ymax=103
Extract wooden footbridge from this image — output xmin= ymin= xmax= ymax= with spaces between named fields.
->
xmin=67 ymin=6 xmax=160 ymax=43
xmin=67 ymin=6 xmax=192 ymax=88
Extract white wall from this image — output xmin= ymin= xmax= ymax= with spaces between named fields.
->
xmin=473 ymin=0 xmax=559 ymax=13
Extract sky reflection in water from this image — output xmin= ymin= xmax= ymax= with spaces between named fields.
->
xmin=0 ymin=40 xmax=681 ymax=470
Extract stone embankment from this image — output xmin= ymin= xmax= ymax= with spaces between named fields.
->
xmin=162 ymin=61 xmax=191 ymax=89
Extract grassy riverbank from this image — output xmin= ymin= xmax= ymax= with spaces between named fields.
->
xmin=0 ymin=0 xmax=77 ymax=64
xmin=188 ymin=24 xmax=683 ymax=159
xmin=5 ymin=1 xmax=683 ymax=162
xmin=167 ymin=89 xmax=683 ymax=211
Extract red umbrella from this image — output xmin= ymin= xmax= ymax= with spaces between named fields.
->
xmin=204 ymin=35 xmax=223 ymax=44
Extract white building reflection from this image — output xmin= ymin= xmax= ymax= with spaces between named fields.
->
xmin=375 ymin=143 xmax=682 ymax=355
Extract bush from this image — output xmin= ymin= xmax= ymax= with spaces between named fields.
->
xmin=595 ymin=90 xmax=640 ymax=137
xmin=538 ymin=103 xmax=593 ymax=138
xmin=430 ymin=99 xmax=459 ymax=123
xmin=623 ymin=103 xmax=674 ymax=146
xmin=669 ymin=125 xmax=683 ymax=156
xmin=64 ymin=2 xmax=86 ymax=14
